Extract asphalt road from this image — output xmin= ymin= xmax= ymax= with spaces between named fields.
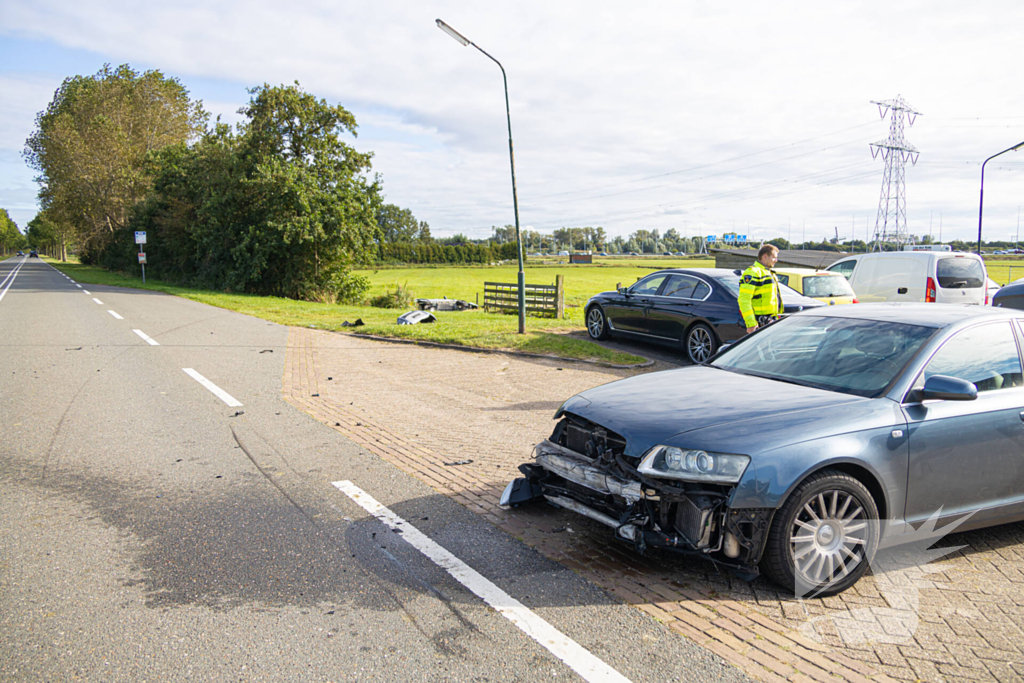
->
xmin=0 ymin=256 xmax=750 ymax=683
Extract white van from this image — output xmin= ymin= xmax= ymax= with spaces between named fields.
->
xmin=825 ymin=251 xmax=989 ymax=305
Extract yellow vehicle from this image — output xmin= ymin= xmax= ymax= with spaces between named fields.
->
xmin=773 ymin=268 xmax=858 ymax=305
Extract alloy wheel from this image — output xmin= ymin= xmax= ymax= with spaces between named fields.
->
xmin=587 ymin=308 xmax=605 ymax=339
xmin=790 ymin=489 xmax=870 ymax=589
xmin=688 ymin=326 xmax=713 ymax=362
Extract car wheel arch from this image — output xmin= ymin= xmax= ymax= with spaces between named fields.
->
xmin=778 ymin=460 xmax=889 ymax=523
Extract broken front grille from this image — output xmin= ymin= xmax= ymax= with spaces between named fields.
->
xmin=557 ymin=415 xmax=628 ymax=462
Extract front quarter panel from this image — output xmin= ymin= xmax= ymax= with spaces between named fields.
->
xmin=729 ymin=400 xmax=909 ymax=531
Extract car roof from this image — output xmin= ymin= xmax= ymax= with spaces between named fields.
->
xmin=788 ymin=302 xmax=1024 ymax=328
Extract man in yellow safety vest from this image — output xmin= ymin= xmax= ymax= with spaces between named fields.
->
xmin=738 ymin=244 xmax=783 ymax=334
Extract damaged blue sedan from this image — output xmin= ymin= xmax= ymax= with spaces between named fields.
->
xmin=503 ymin=304 xmax=1024 ymax=595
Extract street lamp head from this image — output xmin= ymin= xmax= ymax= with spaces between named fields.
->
xmin=436 ymin=19 xmax=470 ymax=46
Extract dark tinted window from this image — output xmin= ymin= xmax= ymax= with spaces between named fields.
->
xmin=692 ymin=280 xmax=711 ymax=299
xmin=662 ymin=275 xmax=699 ymax=298
xmin=936 ymin=257 xmax=984 ymax=289
xmin=712 ymin=316 xmax=935 ymax=397
xmin=631 ymin=274 xmax=669 ymax=296
xmin=921 ymin=322 xmax=1022 ymax=393
xmin=775 ymin=274 xmax=790 ymax=286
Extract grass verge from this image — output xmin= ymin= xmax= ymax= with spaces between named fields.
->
xmin=42 ymin=258 xmax=649 ymax=366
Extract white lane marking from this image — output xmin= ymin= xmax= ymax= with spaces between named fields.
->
xmin=76 ymin=284 xmax=82 ymax=288
xmin=133 ymin=329 xmax=160 ymax=346
xmin=333 ymin=481 xmax=633 ymax=683
xmin=83 ymin=290 xmax=91 ymax=295
xmin=182 ymin=368 xmax=242 ymax=407
xmin=92 ymin=297 xmax=104 ymax=305
xmin=0 ymin=258 xmax=27 ymax=304
xmin=107 ymin=310 xmax=123 ymax=320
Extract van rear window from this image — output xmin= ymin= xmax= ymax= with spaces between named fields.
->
xmin=937 ymin=258 xmax=984 ymax=289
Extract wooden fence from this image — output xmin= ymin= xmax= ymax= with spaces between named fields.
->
xmin=483 ymin=275 xmax=564 ymax=318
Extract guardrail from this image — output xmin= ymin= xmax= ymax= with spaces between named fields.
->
xmin=483 ymin=275 xmax=564 ymax=318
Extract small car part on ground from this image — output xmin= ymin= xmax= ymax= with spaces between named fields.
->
xmin=397 ymin=310 xmax=437 ymax=325
xmin=416 ymin=298 xmax=478 ymax=312
xmin=505 ymin=303 xmax=1024 ymax=596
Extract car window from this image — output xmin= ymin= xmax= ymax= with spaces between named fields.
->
xmin=631 ymin=274 xmax=669 ymax=296
xmin=692 ymin=280 xmax=711 ymax=299
xmin=827 ymin=260 xmax=856 ymax=280
xmin=917 ymin=322 xmax=1023 ymax=393
xmin=936 ymin=257 xmax=984 ymax=289
xmin=803 ymin=275 xmax=856 ymax=298
xmin=775 ymin=274 xmax=791 ymax=286
xmin=662 ymin=274 xmax=699 ymax=299
xmin=712 ymin=316 xmax=935 ymax=398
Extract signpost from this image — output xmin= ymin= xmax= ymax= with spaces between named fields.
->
xmin=135 ymin=231 xmax=147 ymax=283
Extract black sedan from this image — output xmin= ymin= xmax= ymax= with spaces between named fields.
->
xmin=585 ymin=268 xmax=824 ymax=363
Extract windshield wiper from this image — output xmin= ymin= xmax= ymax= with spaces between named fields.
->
xmin=945 ymin=280 xmax=969 ymax=289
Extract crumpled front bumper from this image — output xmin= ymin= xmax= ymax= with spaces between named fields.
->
xmin=501 ymin=439 xmax=774 ymax=577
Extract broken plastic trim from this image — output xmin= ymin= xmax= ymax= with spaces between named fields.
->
xmin=544 ymin=495 xmax=637 ymax=541
xmin=534 ymin=440 xmax=643 ymax=501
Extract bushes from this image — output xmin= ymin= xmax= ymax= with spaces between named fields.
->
xmin=379 ymin=241 xmax=519 ymax=265
xmin=367 ymin=282 xmax=414 ymax=308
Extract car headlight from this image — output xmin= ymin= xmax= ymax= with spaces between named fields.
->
xmin=637 ymin=446 xmax=750 ymax=484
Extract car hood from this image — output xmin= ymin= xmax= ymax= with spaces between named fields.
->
xmin=558 ymin=366 xmax=868 ymax=457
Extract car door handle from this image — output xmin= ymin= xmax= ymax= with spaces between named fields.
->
xmin=898 ymin=287 xmax=908 ymax=294
xmin=1019 ymin=411 xmax=1024 ymax=422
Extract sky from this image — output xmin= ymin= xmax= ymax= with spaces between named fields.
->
xmin=1 ymin=0 xmax=1023 ymax=245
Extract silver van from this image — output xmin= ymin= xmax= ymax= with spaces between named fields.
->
xmin=825 ymin=251 xmax=989 ymax=305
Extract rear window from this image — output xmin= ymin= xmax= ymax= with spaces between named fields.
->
xmin=937 ymin=257 xmax=984 ymax=289
xmin=803 ymin=275 xmax=856 ymax=298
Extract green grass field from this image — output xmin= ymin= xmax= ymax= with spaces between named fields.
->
xmin=41 ymin=257 xmax=652 ymax=366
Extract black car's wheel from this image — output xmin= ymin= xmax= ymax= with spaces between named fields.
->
xmin=685 ymin=323 xmax=718 ymax=364
xmin=761 ymin=469 xmax=879 ymax=597
xmin=586 ymin=305 xmax=611 ymax=340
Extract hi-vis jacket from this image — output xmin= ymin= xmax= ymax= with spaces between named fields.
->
xmin=738 ymin=260 xmax=783 ymax=328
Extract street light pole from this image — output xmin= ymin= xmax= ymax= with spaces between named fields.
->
xmin=437 ymin=19 xmax=526 ymax=334
xmin=977 ymin=139 xmax=1024 ymax=256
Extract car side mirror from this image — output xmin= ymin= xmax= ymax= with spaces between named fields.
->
xmin=618 ymin=286 xmax=629 ymax=296
xmin=919 ymin=375 xmax=978 ymax=401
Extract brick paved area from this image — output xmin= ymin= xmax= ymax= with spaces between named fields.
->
xmin=283 ymin=326 xmax=1024 ymax=683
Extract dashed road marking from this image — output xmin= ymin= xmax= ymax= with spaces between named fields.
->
xmin=92 ymin=297 xmax=103 ymax=305
xmin=83 ymin=290 xmax=91 ymax=295
xmin=182 ymin=368 xmax=242 ymax=407
xmin=76 ymin=284 xmax=82 ymax=288
xmin=108 ymin=310 xmax=123 ymax=320
xmin=333 ymin=480 xmax=633 ymax=683
xmin=133 ymin=329 xmax=160 ymax=346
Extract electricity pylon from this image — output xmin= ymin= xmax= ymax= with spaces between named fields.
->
xmin=870 ymin=96 xmax=921 ymax=251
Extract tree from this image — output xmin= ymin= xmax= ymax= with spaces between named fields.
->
xmin=23 ymin=64 xmax=207 ymax=262
xmin=111 ymin=82 xmax=381 ymax=302
xmin=25 ymin=210 xmax=75 ymax=261
xmin=0 ymin=209 xmax=25 ymax=254
xmin=377 ymin=204 xmax=428 ymax=243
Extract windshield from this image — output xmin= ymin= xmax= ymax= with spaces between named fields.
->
xmin=711 ymin=315 xmax=936 ymax=397
xmin=803 ymin=275 xmax=856 ymax=298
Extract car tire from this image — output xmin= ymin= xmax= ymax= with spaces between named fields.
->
xmin=761 ymin=469 xmax=879 ymax=597
xmin=586 ymin=305 xmax=611 ymax=340
xmin=685 ymin=323 xmax=718 ymax=364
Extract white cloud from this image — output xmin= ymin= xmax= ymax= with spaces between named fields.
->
xmin=2 ymin=0 xmax=1024 ymax=240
